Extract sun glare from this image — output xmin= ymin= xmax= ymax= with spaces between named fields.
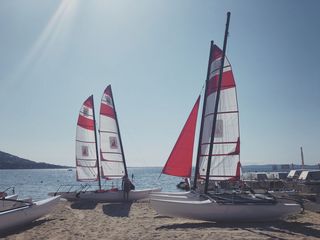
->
xmin=11 ymin=0 xmax=79 ymax=85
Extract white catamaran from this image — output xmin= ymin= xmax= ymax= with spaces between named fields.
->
xmin=150 ymin=12 xmax=301 ymax=222
xmin=0 ymin=196 xmax=60 ymax=232
xmin=50 ymin=85 xmax=160 ymax=201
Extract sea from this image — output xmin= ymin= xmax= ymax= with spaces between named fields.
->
xmin=0 ymin=167 xmax=181 ymax=200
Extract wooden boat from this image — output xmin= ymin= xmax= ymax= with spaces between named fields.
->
xmin=0 ymin=196 xmax=60 ymax=232
xmin=50 ymin=85 xmax=160 ymax=201
xmin=150 ymin=12 xmax=301 ymax=221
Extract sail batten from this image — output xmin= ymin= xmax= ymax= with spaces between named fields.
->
xmin=162 ymin=96 xmax=201 ymax=178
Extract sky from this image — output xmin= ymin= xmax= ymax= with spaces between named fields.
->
xmin=0 ymin=0 xmax=320 ymax=167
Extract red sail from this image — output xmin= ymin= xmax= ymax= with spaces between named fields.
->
xmin=162 ymin=96 xmax=200 ymax=177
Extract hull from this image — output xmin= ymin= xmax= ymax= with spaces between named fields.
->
xmin=150 ymin=191 xmax=201 ymax=201
xmin=49 ymin=188 xmax=161 ymax=202
xmin=150 ymin=191 xmax=191 ymax=196
xmin=0 ymin=196 xmax=60 ymax=231
xmin=150 ymin=197 xmax=301 ymax=222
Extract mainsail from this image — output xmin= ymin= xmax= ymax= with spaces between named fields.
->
xmin=99 ymin=85 xmax=126 ymax=179
xmin=198 ymin=44 xmax=240 ymax=181
xmin=162 ymin=96 xmax=200 ymax=177
xmin=75 ymin=95 xmax=99 ymax=181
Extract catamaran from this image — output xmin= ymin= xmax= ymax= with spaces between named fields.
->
xmin=49 ymin=85 xmax=160 ymax=201
xmin=150 ymin=12 xmax=301 ymax=222
xmin=0 ymin=196 xmax=60 ymax=232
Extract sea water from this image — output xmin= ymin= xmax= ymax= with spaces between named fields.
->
xmin=0 ymin=167 xmax=183 ymax=200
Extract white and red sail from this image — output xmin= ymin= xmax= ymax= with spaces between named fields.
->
xmin=75 ymin=95 xmax=99 ymax=181
xmin=162 ymin=96 xmax=201 ymax=178
xmin=99 ymin=85 xmax=126 ymax=179
xmin=198 ymin=44 xmax=240 ymax=181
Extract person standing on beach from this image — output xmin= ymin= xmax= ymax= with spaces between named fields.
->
xmin=122 ymin=176 xmax=132 ymax=201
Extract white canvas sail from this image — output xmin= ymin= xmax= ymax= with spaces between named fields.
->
xmin=199 ymin=44 xmax=240 ymax=181
xmin=99 ymin=85 xmax=126 ymax=179
xmin=76 ymin=95 xmax=99 ymax=181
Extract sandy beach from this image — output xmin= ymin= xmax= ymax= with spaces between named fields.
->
xmin=1 ymin=199 xmax=320 ymax=240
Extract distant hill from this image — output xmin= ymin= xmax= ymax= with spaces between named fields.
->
xmin=0 ymin=151 xmax=71 ymax=169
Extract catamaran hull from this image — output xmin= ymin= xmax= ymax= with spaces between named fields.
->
xmin=0 ymin=196 xmax=60 ymax=232
xmin=150 ymin=191 xmax=201 ymax=201
xmin=49 ymin=188 xmax=161 ymax=202
xmin=150 ymin=198 xmax=301 ymax=222
xmin=150 ymin=191 xmax=191 ymax=196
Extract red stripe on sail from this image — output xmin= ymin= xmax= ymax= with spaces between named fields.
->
xmin=162 ymin=96 xmax=200 ymax=178
xmin=104 ymin=85 xmax=112 ymax=97
xmin=77 ymin=96 xmax=94 ymax=130
xmin=83 ymin=96 xmax=93 ymax=108
xmin=235 ymin=161 xmax=241 ymax=178
xmin=100 ymin=103 xmax=115 ymax=119
xmin=212 ymin=44 xmax=223 ymax=59
xmin=229 ymin=161 xmax=241 ymax=181
xmin=206 ymin=70 xmax=235 ymax=96
xmin=206 ymin=44 xmax=235 ymax=96
xmin=77 ymin=115 xmax=94 ymax=130
xmin=228 ymin=137 xmax=240 ymax=155
xmin=100 ymin=85 xmax=116 ymax=119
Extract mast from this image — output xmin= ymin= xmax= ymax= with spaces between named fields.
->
xmin=109 ymin=86 xmax=128 ymax=176
xmin=91 ymin=95 xmax=102 ymax=190
xmin=300 ymin=146 xmax=305 ymax=170
xmin=204 ymin=12 xmax=231 ymax=194
xmin=192 ymin=41 xmax=214 ymax=190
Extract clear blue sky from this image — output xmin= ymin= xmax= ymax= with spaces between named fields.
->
xmin=1 ymin=0 xmax=320 ymax=167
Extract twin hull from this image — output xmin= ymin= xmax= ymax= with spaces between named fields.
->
xmin=150 ymin=197 xmax=301 ymax=222
xmin=50 ymin=188 xmax=161 ymax=202
xmin=0 ymin=196 xmax=60 ymax=231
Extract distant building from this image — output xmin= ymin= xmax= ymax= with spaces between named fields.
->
xmin=281 ymin=164 xmax=290 ymax=171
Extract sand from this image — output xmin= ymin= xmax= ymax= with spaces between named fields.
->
xmin=1 ymin=199 xmax=320 ymax=240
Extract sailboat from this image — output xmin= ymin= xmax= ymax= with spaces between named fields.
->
xmin=0 ymin=195 xmax=60 ymax=232
xmin=49 ymin=85 xmax=160 ymax=201
xmin=150 ymin=12 xmax=301 ymax=221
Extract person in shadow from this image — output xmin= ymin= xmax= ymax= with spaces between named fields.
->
xmin=122 ymin=175 xmax=135 ymax=201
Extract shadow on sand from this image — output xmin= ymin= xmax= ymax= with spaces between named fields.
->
xmin=156 ymin=219 xmax=320 ymax=239
xmin=70 ymin=200 xmax=98 ymax=210
xmin=0 ymin=218 xmax=55 ymax=238
xmin=102 ymin=202 xmax=133 ymax=217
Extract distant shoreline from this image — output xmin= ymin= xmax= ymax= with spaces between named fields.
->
xmin=0 ymin=150 xmax=72 ymax=169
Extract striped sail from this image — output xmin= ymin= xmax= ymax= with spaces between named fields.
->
xmin=99 ymin=85 xmax=126 ymax=179
xmin=198 ymin=44 xmax=240 ymax=181
xmin=75 ymin=95 xmax=99 ymax=181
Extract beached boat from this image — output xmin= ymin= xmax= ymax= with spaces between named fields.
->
xmin=52 ymin=188 xmax=160 ymax=202
xmin=0 ymin=195 xmax=60 ymax=232
xmin=150 ymin=12 xmax=301 ymax=222
xmin=49 ymin=85 xmax=160 ymax=201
